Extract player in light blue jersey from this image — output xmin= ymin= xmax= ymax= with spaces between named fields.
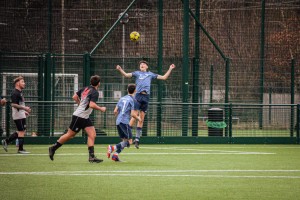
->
xmin=107 ymin=84 xmax=141 ymax=162
xmin=116 ymin=60 xmax=175 ymax=148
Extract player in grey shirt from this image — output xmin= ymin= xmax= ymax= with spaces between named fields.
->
xmin=116 ymin=60 xmax=175 ymax=148
xmin=2 ymin=76 xmax=31 ymax=154
xmin=49 ymin=75 xmax=106 ymax=163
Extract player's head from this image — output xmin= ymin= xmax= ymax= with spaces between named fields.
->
xmin=127 ymin=84 xmax=136 ymax=94
xmin=14 ymin=76 xmax=25 ymax=89
xmin=90 ymin=75 xmax=101 ymax=87
xmin=139 ymin=60 xmax=149 ymax=72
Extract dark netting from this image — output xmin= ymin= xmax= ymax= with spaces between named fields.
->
xmin=0 ymin=0 xmax=299 ymax=137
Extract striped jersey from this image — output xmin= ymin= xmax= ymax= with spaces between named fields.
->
xmin=73 ymin=86 xmax=99 ymax=119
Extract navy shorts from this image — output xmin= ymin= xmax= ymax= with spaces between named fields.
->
xmin=117 ymin=123 xmax=132 ymax=139
xmin=134 ymin=93 xmax=150 ymax=113
xmin=69 ymin=115 xmax=93 ymax=133
xmin=14 ymin=118 xmax=26 ymax=131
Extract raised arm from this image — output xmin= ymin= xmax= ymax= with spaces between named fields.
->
xmin=116 ymin=65 xmax=133 ymax=78
xmin=157 ymin=64 xmax=175 ymax=80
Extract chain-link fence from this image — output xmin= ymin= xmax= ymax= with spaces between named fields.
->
xmin=0 ymin=0 xmax=299 ymax=143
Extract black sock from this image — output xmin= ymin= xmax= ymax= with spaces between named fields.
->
xmin=52 ymin=142 xmax=62 ymax=151
xmin=88 ymin=146 xmax=94 ymax=158
xmin=7 ymin=132 xmax=18 ymax=143
xmin=18 ymin=137 xmax=24 ymax=151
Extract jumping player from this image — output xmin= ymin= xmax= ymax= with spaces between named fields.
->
xmin=116 ymin=60 xmax=175 ymax=148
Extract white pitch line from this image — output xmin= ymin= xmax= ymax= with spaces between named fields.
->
xmin=0 ymin=151 xmax=275 ymax=157
xmin=23 ymin=146 xmax=300 ymax=150
xmin=2 ymin=169 xmax=300 ymax=174
xmin=1 ymin=171 xmax=300 ymax=179
xmin=11 ymin=146 xmax=274 ymax=154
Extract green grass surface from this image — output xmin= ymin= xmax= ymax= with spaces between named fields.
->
xmin=1 ymin=144 xmax=300 ymax=200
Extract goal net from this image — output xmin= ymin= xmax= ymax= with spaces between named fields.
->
xmin=1 ymin=72 xmax=78 ymax=136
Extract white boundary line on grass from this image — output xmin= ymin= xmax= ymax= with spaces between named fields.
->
xmin=24 ymin=146 xmax=300 ymax=149
xmin=0 ymin=151 xmax=275 ymax=156
xmin=1 ymin=170 xmax=300 ymax=179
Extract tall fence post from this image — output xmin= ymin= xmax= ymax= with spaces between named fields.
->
xmin=259 ymin=0 xmax=266 ymax=129
xmin=290 ymin=58 xmax=295 ymax=137
xmin=182 ymin=0 xmax=189 ymax=136
xmin=191 ymin=0 xmax=200 ymax=137
xmin=297 ymin=104 xmax=300 ymax=144
xmin=51 ymin=56 xmax=56 ymax=136
xmin=38 ymin=54 xmax=45 ymax=136
xmin=44 ymin=53 xmax=52 ymax=136
xmin=156 ymin=0 xmax=163 ymax=137
xmin=225 ymin=58 xmax=230 ymax=136
xmin=229 ymin=103 xmax=233 ymax=142
xmin=209 ymin=64 xmax=214 ymax=104
xmin=192 ymin=58 xmax=199 ymax=136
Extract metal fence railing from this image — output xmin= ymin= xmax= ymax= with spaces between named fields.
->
xmin=1 ymin=102 xmax=299 ymax=142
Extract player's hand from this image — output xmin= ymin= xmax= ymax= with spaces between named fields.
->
xmin=101 ymin=107 xmax=107 ymax=112
xmin=25 ymin=106 xmax=31 ymax=113
xmin=169 ymin=64 xmax=175 ymax=70
xmin=25 ymin=111 xmax=30 ymax=116
xmin=116 ymin=65 xmax=122 ymax=71
xmin=137 ymin=116 xmax=142 ymax=122
xmin=0 ymin=98 xmax=7 ymax=106
xmin=114 ymin=110 xmax=118 ymax=116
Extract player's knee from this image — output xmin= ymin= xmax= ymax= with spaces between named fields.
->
xmin=89 ymin=132 xmax=96 ymax=140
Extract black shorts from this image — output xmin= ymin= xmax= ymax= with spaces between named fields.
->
xmin=117 ymin=123 xmax=132 ymax=139
xmin=14 ymin=118 xmax=26 ymax=131
xmin=69 ymin=115 xmax=93 ymax=133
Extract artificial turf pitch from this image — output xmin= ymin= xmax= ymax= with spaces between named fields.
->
xmin=1 ymin=144 xmax=300 ymax=200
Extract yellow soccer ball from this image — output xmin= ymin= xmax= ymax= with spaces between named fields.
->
xmin=130 ymin=31 xmax=140 ymax=42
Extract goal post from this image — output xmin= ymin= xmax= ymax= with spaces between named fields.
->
xmin=1 ymin=72 xmax=78 ymax=136
xmin=1 ymin=72 xmax=78 ymax=99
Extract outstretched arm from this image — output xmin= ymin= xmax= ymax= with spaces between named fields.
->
xmin=116 ymin=65 xmax=133 ymax=78
xmin=157 ymin=64 xmax=175 ymax=80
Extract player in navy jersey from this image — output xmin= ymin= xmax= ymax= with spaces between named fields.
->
xmin=2 ymin=76 xmax=31 ymax=154
xmin=107 ymin=84 xmax=141 ymax=162
xmin=116 ymin=60 xmax=175 ymax=148
xmin=49 ymin=75 xmax=106 ymax=163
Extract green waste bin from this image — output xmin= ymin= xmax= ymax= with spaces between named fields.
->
xmin=207 ymin=108 xmax=224 ymax=136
